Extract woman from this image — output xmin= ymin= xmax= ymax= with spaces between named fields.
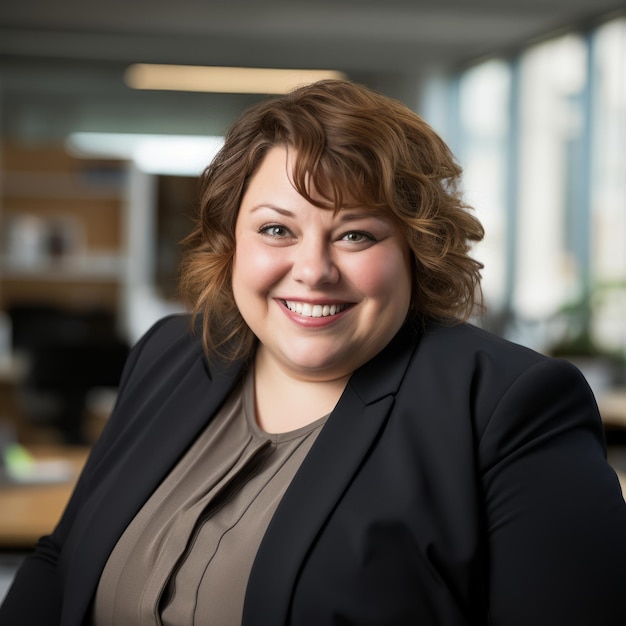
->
xmin=2 ymin=79 xmax=625 ymax=625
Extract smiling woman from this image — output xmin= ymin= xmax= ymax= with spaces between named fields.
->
xmin=181 ymin=79 xmax=484 ymax=365
xmin=2 ymin=79 xmax=626 ymax=626
xmin=231 ymin=146 xmax=413 ymax=430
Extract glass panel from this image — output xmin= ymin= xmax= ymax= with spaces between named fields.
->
xmin=515 ymin=34 xmax=588 ymax=342
xmin=590 ymin=18 xmax=626 ymax=359
xmin=457 ymin=60 xmax=512 ymax=315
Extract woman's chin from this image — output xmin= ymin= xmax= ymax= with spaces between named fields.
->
xmin=278 ymin=350 xmax=352 ymax=381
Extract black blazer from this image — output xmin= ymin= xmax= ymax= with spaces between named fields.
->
xmin=2 ymin=315 xmax=626 ymax=625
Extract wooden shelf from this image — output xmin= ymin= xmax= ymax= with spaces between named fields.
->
xmin=1 ymin=254 xmax=126 ymax=282
xmin=1 ymin=142 xmax=128 ymax=312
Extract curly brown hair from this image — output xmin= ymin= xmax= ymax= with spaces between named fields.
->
xmin=179 ymin=79 xmax=484 ymax=361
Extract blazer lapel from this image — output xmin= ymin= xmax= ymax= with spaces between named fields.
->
xmin=62 ymin=352 xmax=244 ymax=626
xmin=243 ymin=323 xmax=421 ymax=625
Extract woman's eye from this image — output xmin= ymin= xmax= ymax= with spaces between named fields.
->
xmin=259 ymin=224 xmax=290 ymax=238
xmin=341 ymin=231 xmax=374 ymax=243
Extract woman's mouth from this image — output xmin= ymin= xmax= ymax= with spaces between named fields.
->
xmin=282 ymin=300 xmax=349 ymax=318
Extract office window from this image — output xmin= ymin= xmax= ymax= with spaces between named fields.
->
xmin=514 ymin=34 xmax=588 ymax=327
xmin=590 ymin=17 xmax=626 ymax=354
xmin=457 ymin=60 xmax=512 ymax=313
xmin=451 ymin=14 xmax=626 ymax=363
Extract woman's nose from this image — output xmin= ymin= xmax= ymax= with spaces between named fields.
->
xmin=291 ymin=240 xmax=339 ymax=286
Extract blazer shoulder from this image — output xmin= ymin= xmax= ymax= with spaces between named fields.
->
xmin=406 ymin=321 xmax=564 ymax=421
xmin=112 ymin=314 xmax=201 ymax=396
xmin=129 ymin=313 xmax=199 ymax=364
xmin=137 ymin=313 xmax=197 ymax=350
xmin=411 ymin=321 xmax=598 ymax=439
xmin=419 ymin=320 xmax=548 ymax=372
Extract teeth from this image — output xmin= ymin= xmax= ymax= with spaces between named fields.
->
xmin=284 ymin=300 xmax=347 ymax=318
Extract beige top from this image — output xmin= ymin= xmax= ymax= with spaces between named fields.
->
xmin=92 ymin=368 xmax=327 ymax=626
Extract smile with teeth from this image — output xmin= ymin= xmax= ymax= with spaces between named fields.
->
xmin=283 ymin=300 xmax=348 ymax=318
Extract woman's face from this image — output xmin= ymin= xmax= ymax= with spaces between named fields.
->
xmin=232 ymin=146 xmax=412 ymax=382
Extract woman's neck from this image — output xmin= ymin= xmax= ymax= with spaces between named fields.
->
xmin=252 ymin=351 xmax=350 ymax=434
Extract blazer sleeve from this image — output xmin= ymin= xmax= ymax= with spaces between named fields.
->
xmin=0 ymin=315 xmax=176 ymax=625
xmin=480 ymin=357 xmax=626 ymax=626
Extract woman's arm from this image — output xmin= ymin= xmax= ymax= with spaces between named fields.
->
xmin=482 ymin=358 xmax=626 ymax=625
xmin=0 ymin=535 xmax=64 ymax=623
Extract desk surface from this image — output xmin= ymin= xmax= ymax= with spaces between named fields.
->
xmin=0 ymin=446 xmax=89 ymax=548
xmin=597 ymin=389 xmax=626 ymax=429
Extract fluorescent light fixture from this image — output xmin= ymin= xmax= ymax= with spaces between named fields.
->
xmin=66 ymin=132 xmax=224 ymax=176
xmin=124 ymin=64 xmax=346 ymax=94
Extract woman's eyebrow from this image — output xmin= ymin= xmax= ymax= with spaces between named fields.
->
xmin=249 ymin=204 xmax=294 ymax=217
xmin=248 ymin=204 xmax=387 ymax=223
xmin=339 ymin=211 xmax=388 ymax=223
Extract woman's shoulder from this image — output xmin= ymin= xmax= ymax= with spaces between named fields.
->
xmin=125 ymin=313 xmax=245 ymax=384
xmin=409 ymin=320 xmax=600 ymax=442
xmin=414 ymin=319 xmax=581 ymax=390
xmin=133 ymin=313 xmax=198 ymax=355
xmin=117 ymin=314 xmax=202 ymax=387
xmin=421 ymin=319 xmax=547 ymax=364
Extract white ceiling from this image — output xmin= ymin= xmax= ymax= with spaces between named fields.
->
xmin=1 ymin=0 xmax=624 ymax=139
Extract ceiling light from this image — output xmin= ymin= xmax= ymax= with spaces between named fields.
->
xmin=124 ymin=64 xmax=346 ymax=94
xmin=66 ymin=132 xmax=224 ymax=176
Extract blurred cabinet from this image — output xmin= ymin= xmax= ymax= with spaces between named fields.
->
xmin=0 ymin=142 xmax=128 ymax=313
xmin=0 ymin=143 xmax=132 ymax=444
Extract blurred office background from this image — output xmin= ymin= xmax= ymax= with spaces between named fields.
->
xmin=0 ymin=0 xmax=625 ymax=598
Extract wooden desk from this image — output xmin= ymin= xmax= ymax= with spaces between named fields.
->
xmin=0 ymin=446 xmax=89 ymax=548
xmin=598 ymin=388 xmax=626 ymax=429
